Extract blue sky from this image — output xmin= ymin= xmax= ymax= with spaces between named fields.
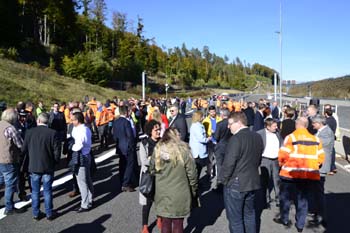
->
xmin=104 ymin=0 xmax=349 ymax=83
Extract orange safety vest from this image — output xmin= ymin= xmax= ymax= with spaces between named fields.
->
xmin=95 ymin=107 xmax=110 ymax=126
xmin=201 ymin=99 xmax=209 ymax=109
xmin=87 ymin=100 xmax=98 ymax=116
xmin=278 ymin=128 xmax=325 ymax=180
xmin=227 ymin=100 xmax=234 ymax=112
xmin=233 ymin=101 xmax=241 ymax=112
xmin=107 ymin=104 xmax=116 ymax=122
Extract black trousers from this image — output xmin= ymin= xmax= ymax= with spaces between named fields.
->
xmin=119 ymin=151 xmax=135 ymax=187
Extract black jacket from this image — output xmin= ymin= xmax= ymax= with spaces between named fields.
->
xmin=253 ymin=111 xmax=264 ymax=132
xmin=169 ymin=114 xmax=188 ymax=142
xmin=243 ymin=107 xmax=255 ymax=127
xmin=214 ymin=118 xmax=232 ymax=159
xmin=219 ymin=128 xmax=264 ymax=192
xmin=22 ymin=125 xmax=61 ymax=173
xmin=280 ymin=118 xmax=296 ymax=139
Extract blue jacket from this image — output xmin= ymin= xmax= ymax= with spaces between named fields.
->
xmin=113 ymin=116 xmax=135 ymax=156
xmin=189 ymin=122 xmax=209 ymax=159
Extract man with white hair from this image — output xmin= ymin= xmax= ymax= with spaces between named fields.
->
xmin=309 ymin=114 xmax=335 ymax=227
xmin=22 ymin=113 xmax=61 ymax=220
xmin=0 ymin=108 xmax=25 ymax=215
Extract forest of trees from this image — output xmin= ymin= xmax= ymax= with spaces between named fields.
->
xmin=0 ymin=0 xmax=277 ymax=90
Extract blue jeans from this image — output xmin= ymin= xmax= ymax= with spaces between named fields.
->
xmin=0 ymin=163 xmax=18 ymax=211
xmin=31 ymin=173 xmax=54 ymax=217
xmin=279 ymin=179 xmax=308 ymax=229
xmin=224 ymin=180 xmax=257 ymax=233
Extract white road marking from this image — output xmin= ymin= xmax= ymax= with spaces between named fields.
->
xmin=0 ymin=150 xmax=116 ymax=220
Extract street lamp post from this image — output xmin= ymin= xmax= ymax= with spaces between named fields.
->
xmin=278 ymin=0 xmax=283 ymax=107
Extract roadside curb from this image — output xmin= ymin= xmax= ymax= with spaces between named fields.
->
xmin=335 ymin=153 xmax=350 ymax=173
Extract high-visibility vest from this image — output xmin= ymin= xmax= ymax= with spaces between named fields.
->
xmin=107 ymin=104 xmax=116 ymax=122
xmin=95 ymin=107 xmax=110 ymax=126
xmin=227 ymin=100 xmax=234 ymax=112
xmin=278 ymin=128 xmax=325 ymax=180
xmin=87 ymin=100 xmax=98 ymax=116
xmin=233 ymin=101 xmax=241 ymax=112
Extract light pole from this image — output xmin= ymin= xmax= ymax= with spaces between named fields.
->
xmin=277 ymin=0 xmax=283 ymax=107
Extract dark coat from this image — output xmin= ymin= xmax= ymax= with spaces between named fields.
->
xmin=280 ymin=118 xmax=296 ymax=139
xmin=214 ymin=118 xmax=232 ymax=159
xmin=253 ymin=111 xmax=264 ymax=132
xmin=22 ymin=125 xmax=61 ymax=173
xmin=326 ymin=116 xmax=337 ymax=134
xmin=113 ymin=116 xmax=135 ymax=156
xmin=243 ymin=107 xmax=255 ymax=127
xmin=219 ymin=128 xmax=264 ymax=192
xmin=169 ymin=114 xmax=188 ymax=142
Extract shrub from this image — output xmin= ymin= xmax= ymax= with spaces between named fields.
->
xmin=62 ymin=51 xmax=112 ymax=85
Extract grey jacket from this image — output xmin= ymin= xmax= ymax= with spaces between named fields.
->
xmin=317 ymin=125 xmax=335 ymax=175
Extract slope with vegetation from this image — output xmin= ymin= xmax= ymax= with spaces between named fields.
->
xmin=288 ymin=75 xmax=350 ymax=99
xmin=1 ymin=0 xmax=277 ymax=92
xmin=0 ymin=58 xmax=127 ymax=107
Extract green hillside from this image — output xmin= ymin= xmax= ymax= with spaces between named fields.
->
xmin=0 ymin=58 xmax=129 ymax=107
xmin=288 ymin=75 xmax=350 ymax=99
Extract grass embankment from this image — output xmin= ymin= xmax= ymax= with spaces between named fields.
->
xmin=0 ymin=58 xmax=129 ymax=107
xmin=288 ymin=76 xmax=350 ymax=99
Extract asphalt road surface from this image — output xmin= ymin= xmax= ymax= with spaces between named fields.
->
xmin=1 ymin=147 xmax=350 ymax=233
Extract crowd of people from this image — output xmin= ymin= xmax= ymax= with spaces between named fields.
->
xmin=0 ymin=95 xmax=340 ymax=233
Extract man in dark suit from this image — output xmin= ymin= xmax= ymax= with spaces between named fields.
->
xmin=242 ymin=102 xmax=255 ymax=130
xmin=253 ymin=103 xmax=266 ymax=131
xmin=257 ymin=118 xmax=283 ymax=208
xmin=168 ymin=105 xmax=188 ymax=142
xmin=113 ymin=105 xmax=136 ymax=192
xmin=214 ymin=108 xmax=231 ymax=187
xmin=219 ymin=112 xmax=264 ymax=233
xmin=22 ymin=113 xmax=61 ymax=220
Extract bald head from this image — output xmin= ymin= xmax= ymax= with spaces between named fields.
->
xmin=295 ymin=117 xmax=309 ymax=129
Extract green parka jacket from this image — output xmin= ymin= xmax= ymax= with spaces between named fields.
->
xmin=150 ymin=147 xmax=198 ymax=218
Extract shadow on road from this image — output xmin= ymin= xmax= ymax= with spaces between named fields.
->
xmin=54 ymin=154 xmax=122 ymax=216
xmin=184 ymin=190 xmax=225 ymax=233
xmin=58 ymin=214 xmax=111 ymax=233
xmin=317 ymin=192 xmax=350 ymax=233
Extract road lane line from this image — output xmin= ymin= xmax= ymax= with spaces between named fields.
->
xmin=0 ymin=150 xmax=116 ymax=220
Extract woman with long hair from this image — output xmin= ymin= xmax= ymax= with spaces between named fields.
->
xmin=150 ymin=128 xmax=198 ymax=233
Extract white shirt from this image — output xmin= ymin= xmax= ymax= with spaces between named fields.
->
xmin=72 ymin=124 xmax=92 ymax=155
xmin=262 ymin=129 xmax=280 ymax=159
